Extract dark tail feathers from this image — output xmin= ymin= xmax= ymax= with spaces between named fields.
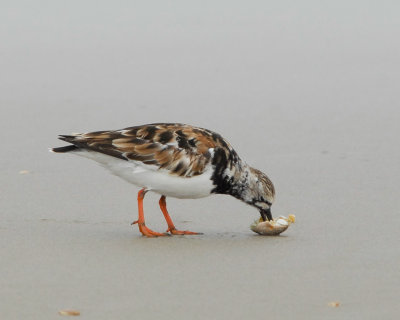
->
xmin=51 ymin=134 xmax=81 ymax=153
xmin=51 ymin=145 xmax=78 ymax=153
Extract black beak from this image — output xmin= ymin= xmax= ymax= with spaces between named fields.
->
xmin=260 ymin=208 xmax=273 ymax=221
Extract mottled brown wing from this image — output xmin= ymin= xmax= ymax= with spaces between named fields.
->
xmin=59 ymin=123 xmax=235 ymax=177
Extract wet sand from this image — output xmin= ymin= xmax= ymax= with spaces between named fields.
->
xmin=1 ymin=1 xmax=400 ymax=319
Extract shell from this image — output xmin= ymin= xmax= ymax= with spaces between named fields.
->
xmin=250 ymin=214 xmax=295 ymax=236
xmin=58 ymin=310 xmax=80 ymax=316
xmin=328 ymin=301 xmax=340 ymax=307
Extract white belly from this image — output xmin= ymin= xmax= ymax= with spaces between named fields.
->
xmin=72 ymin=150 xmax=214 ymax=199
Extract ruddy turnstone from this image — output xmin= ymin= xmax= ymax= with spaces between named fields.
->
xmin=52 ymin=123 xmax=275 ymax=237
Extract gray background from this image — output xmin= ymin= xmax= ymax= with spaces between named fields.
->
xmin=1 ymin=1 xmax=399 ymax=319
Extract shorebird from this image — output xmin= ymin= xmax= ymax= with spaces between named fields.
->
xmin=52 ymin=123 xmax=275 ymax=237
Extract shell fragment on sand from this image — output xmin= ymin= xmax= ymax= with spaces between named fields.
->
xmin=58 ymin=310 xmax=80 ymax=316
xmin=250 ymin=214 xmax=295 ymax=236
xmin=328 ymin=301 xmax=340 ymax=307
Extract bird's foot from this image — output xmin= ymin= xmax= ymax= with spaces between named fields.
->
xmin=132 ymin=221 xmax=169 ymax=237
xmin=167 ymin=227 xmax=203 ymax=235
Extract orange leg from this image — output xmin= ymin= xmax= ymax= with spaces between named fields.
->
xmin=159 ymin=196 xmax=201 ymax=235
xmin=131 ymin=189 xmax=168 ymax=237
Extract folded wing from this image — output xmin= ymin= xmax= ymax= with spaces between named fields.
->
xmin=58 ymin=123 xmax=235 ymax=178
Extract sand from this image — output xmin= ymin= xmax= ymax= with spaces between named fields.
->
xmin=1 ymin=1 xmax=400 ymax=319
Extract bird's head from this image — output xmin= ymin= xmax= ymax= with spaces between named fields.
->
xmin=247 ymin=167 xmax=275 ymax=221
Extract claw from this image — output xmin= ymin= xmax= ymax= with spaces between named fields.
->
xmin=167 ymin=227 xmax=202 ymax=235
xmin=139 ymin=223 xmax=170 ymax=237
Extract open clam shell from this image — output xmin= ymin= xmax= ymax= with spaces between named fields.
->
xmin=250 ymin=215 xmax=295 ymax=236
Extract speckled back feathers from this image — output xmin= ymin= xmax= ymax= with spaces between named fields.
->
xmin=58 ymin=123 xmax=239 ymax=178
